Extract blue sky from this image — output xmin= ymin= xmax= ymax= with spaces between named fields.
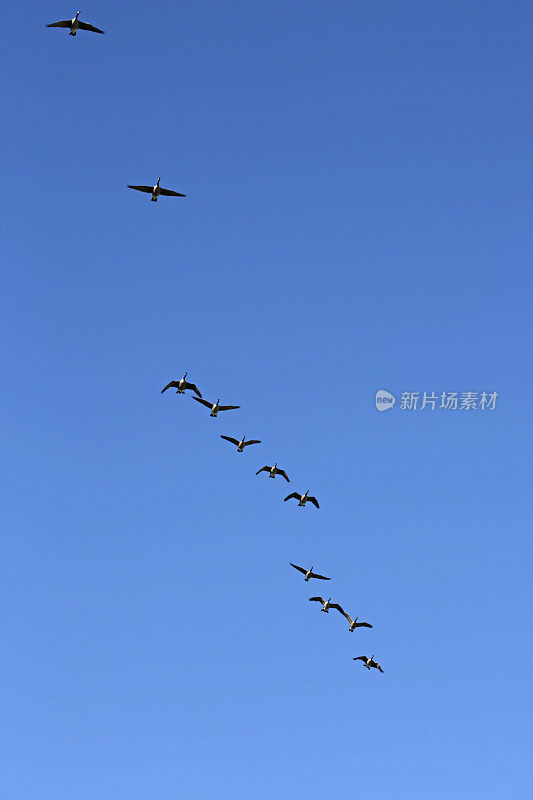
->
xmin=1 ymin=1 xmax=532 ymax=797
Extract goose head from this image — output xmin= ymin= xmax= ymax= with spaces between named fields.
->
xmin=76 ymin=11 xmax=81 ymax=18
xmin=157 ymin=177 xmax=161 ymax=185
xmin=273 ymin=462 xmax=277 ymax=468
xmin=304 ymin=490 xmax=309 ymax=498
xmin=183 ymin=371 xmax=187 ymax=379
xmin=216 ymin=398 xmax=220 ymax=405
xmin=310 ymin=566 xmax=314 ymax=572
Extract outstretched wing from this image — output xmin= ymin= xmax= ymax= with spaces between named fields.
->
xmin=158 ymin=188 xmax=186 ymax=197
xmin=284 ymin=492 xmax=299 ymax=502
xmin=353 ymin=656 xmax=368 ymax=662
xmin=77 ymin=21 xmax=104 ymax=33
xmin=161 ymin=380 xmax=179 ymax=393
xmin=330 ymin=604 xmax=349 ymax=619
xmin=309 ymin=570 xmax=330 ymax=581
xmin=256 ymin=466 xmax=270 ymax=475
xmin=47 ymin=20 xmax=72 ymax=28
xmin=309 ymin=597 xmax=325 ymax=604
xmin=219 ymin=404 xmax=240 ymax=411
xmin=357 ymin=622 xmax=373 ymax=629
xmin=243 ymin=439 xmax=261 ymax=446
xmin=220 ymin=435 xmax=239 ymax=446
xmin=289 ymin=563 xmax=307 ymax=576
xmin=276 ymin=469 xmax=290 ymax=482
xmin=377 ymin=665 xmax=384 ymax=673
xmin=307 ymin=495 xmax=320 ymax=509
xmin=184 ymin=381 xmax=202 ymax=398
xmin=128 ymin=185 xmax=153 ymax=193
xmin=192 ymin=397 xmax=212 ymax=409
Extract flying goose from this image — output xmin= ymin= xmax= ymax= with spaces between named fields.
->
xmin=353 ymin=655 xmax=384 ymax=673
xmin=47 ymin=11 xmax=104 ymax=35
xmin=335 ymin=606 xmax=373 ymax=631
xmin=128 ymin=178 xmax=186 ymax=202
xmin=161 ymin=373 xmax=202 ymax=398
xmin=284 ymin=490 xmax=319 ymax=509
xmin=309 ymin=596 xmax=342 ymax=613
xmin=192 ymin=397 xmax=240 ymax=417
xmin=256 ymin=463 xmax=290 ymax=482
xmin=290 ymin=563 xmax=330 ymax=581
xmin=220 ymin=435 xmax=261 ymax=452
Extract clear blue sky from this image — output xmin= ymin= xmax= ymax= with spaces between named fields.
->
xmin=1 ymin=1 xmax=532 ymax=797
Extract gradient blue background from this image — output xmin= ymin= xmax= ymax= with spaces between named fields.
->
xmin=1 ymin=1 xmax=532 ymax=798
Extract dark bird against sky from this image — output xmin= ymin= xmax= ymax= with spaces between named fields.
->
xmin=256 ymin=463 xmax=290 ymax=482
xmin=284 ymin=490 xmax=319 ymax=508
xmin=290 ymin=563 xmax=330 ymax=581
xmin=161 ymin=373 xmax=202 ymax=398
xmin=47 ymin=11 xmax=104 ymax=35
xmin=128 ymin=177 xmax=186 ymax=202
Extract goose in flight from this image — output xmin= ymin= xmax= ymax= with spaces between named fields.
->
xmin=128 ymin=178 xmax=186 ymax=202
xmin=309 ymin=596 xmax=342 ymax=613
xmin=220 ymin=435 xmax=261 ymax=452
xmin=192 ymin=397 xmax=240 ymax=417
xmin=161 ymin=373 xmax=202 ymax=398
xmin=256 ymin=463 xmax=290 ymax=482
xmin=47 ymin=11 xmax=104 ymax=35
xmin=335 ymin=606 xmax=373 ymax=632
xmin=354 ymin=655 xmax=384 ymax=673
xmin=290 ymin=563 xmax=330 ymax=582
xmin=284 ymin=490 xmax=319 ymax=509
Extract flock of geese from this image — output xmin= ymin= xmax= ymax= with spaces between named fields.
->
xmin=47 ymin=10 xmax=384 ymax=676
xmin=161 ymin=372 xmax=384 ymax=675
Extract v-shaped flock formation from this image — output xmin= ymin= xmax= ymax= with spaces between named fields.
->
xmin=47 ymin=10 xmax=384 ymax=675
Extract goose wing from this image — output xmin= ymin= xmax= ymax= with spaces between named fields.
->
xmin=307 ymin=495 xmax=320 ymax=509
xmin=128 ymin=185 xmax=154 ymax=193
xmin=220 ymin=435 xmax=239 ymax=446
xmin=353 ymin=656 xmax=368 ymax=663
xmin=284 ymin=492 xmax=299 ymax=502
xmin=161 ymin=380 xmax=180 ymax=393
xmin=158 ymin=187 xmax=186 ymax=197
xmin=289 ymin=563 xmax=307 ymax=576
xmin=218 ymin=404 xmax=240 ymax=411
xmin=356 ymin=621 xmax=373 ymax=629
xmin=243 ymin=439 xmax=261 ymax=446
xmin=77 ymin=21 xmax=104 ymax=33
xmin=276 ymin=468 xmax=290 ymax=482
xmin=332 ymin=605 xmax=350 ymax=621
xmin=309 ymin=570 xmax=330 ymax=581
xmin=256 ymin=466 xmax=270 ymax=475
xmin=192 ymin=397 xmax=212 ymax=409
xmin=309 ymin=597 xmax=325 ymax=604
xmin=47 ymin=20 xmax=72 ymax=28
xmin=377 ymin=665 xmax=384 ymax=673
xmin=183 ymin=381 xmax=202 ymax=397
